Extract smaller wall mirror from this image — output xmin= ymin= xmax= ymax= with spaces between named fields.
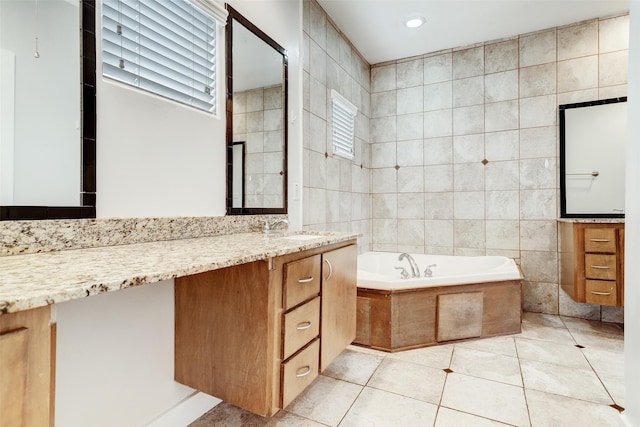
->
xmin=226 ymin=5 xmax=287 ymax=215
xmin=560 ymin=97 xmax=627 ymax=218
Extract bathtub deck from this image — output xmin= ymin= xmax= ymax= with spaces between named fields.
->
xmin=354 ymin=279 xmax=522 ymax=352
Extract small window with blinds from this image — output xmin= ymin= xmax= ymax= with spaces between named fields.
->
xmin=331 ymin=90 xmax=357 ymax=160
xmin=102 ymin=0 xmax=226 ymax=114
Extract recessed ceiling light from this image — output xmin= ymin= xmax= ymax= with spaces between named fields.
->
xmin=404 ymin=16 xmax=425 ymax=29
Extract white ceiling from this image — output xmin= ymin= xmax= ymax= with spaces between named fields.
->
xmin=316 ymin=0 xmax=630 ymax=65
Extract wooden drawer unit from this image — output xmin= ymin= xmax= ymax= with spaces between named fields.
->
xmin=175 ymin=240 xmax=357 ymax=417
xmin=281 ymin=339 xmax=319 ymax=408
xmin=282 ymin=297 xmax=320 ymax=360
xmin=585 ymin=280 xmax=617 ymax=305
xmin=584 ymin=228 xmax=617 ymax=253
xmin=560 ymin=222 xmax=624 ymax=307
xmin=283 ymin=255 xmax=321 ymax=309
xmin=584 ymin=254 xmax=616 ymax=280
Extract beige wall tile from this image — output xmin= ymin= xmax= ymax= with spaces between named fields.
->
xmin=599 ymin=50 xmax=629 ymax=86
xmin=485 ymin=161 xmax=519 ymax=191
xmin=485 ymin=39 xmax=519 ymax=73
xmin=453 ymin=220 xmax=486 ymax=249
xmin=522 ymin=281 xmax=559 ymax=314
xmin=485 ymin=70 xmax=519 ymax=102
xmin=397 ymin=113 xmax=424 ymax=141
xmin=453 ymin=105 xmax=484 ymax=135
xmin=454 ymin=191 xmax=485 ymax=219
xmin=424 ymin=53 xmax=453 ymax=84
xmin=454 ymin=163 xmax=485 ymax=191
xmin=398 ymin=193 xmax=425 ymax=219
xmin=398 ymin=166 xmax=424 ymax=193
xmin=557 ymin=20 xmax=598 ymax=60
xmin=520 ymin=220 xmax=558 ymax=251
xmin=557 ymin=56 xmax=598 ymax=93
xmin=426 ymin=192 xmax=454 ymax=219
xmin=519 ymin=95 xmax=557 ymax=128
xmin=520 ymin=63 xmax=556 ymax=98
xmin=424 ymin=137 xmax=453 ymax=165
xmin=453 ymin=134 xmax=484 ymax=163
xmin=371 ymin=91 xmax=397 ymax=118
xmin=520 ymin=189 xmax=556 ymax=220
xmin=486 ymin=220 xmax=520 ymax=250
xmin=397 ymin=86 xmax=423 ymax=115
xmin=519 ymin=127 xmax=556 ymax=159
xmin=520 ymin=158 xmax=556 ymax=189
xmin=424 ymin=81 xmax=453 ymax=111
xmin=372 ymin=64 xmax=396 ymax=93
xmin=519 ymin=29 xmax=556 ymax=67
xmin=424 ymin=109 xmax=453 ymax=138
xmin=397 ymin=139 xmax=424 ymax=167
xmin=398 ymin=219 xmax=426 ymax=246
xmin=485 ymin=130 xmax=519 ymax=161
xmin=372 ymin=168 xmax=397 ymax=193
xmin=397 ymin=58 xmax=424 ymax=88
xmin=453 ymin=46 xmax=484 ymax=79
xmin=599 ymin=15 xmax=630 ymax=53
xmin=485 ymin=100 xmax=519 ymax=132
xmin=425 ymin=164 xmax=454 ymax=192
xmin=426 ymin=220 xmax=454 ymax=247
xmin=486 ymin=191 xmax=519 ymax=220
xmin=520 ymin=250 xmax=558 ymax=283
xmin=453 ymin=76 xmax=485 ymax=107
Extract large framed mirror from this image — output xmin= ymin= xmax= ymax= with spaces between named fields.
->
xmin=0 ymin=0 xmax=96 ymax=220
xmin=225 ymin=5 xmax=287 ymax=215
xmin=559 ymin=97 xmax=627 ymax=218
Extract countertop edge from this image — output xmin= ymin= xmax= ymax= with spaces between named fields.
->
xmin=0 ymin=232 xmax=360 ymax=315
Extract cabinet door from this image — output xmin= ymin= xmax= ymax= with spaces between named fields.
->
xmin=320 ymin=245 xmax=357 ymax=371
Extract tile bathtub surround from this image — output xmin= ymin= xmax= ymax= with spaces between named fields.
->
xmin=368 ymin=15 xmax=629 ymax=320
xmin=302 ymin=0 xmax=372 ymax=251
xmin=0 ymin=215 xmax=288 ymax=256
xmin=191 ymin=312 xmax=624 ymax=426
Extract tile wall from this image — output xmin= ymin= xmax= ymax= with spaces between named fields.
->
xmin=368 ymin=15 xmax=629 ymax=321
xmin=233 ymin=85 xmax=285 ymax=208
xmin=302 ymin=0 xmax=372 ymax=251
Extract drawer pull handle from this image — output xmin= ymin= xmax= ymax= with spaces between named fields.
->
xmin=298 ymin=277 xmax=314 ymax=283
xmin=591 ymin=291 xmax=612 ymax=296
xmin=296 ymin=321 xmax=312 ymax=331
xmin=296 ymin=366 xmax=312 ymax=378
xmin=324 ymin=259 xmax=333 ymax=281
xmin=590 ymin=265 xmax=610 ymax=269
xmin=589 ymin=239 xmax=611 ymax=242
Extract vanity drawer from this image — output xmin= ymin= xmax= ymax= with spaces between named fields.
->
xmin=281 ymin=338 xmax=319 ymax=409
xmin=585 ymin=280 xmax=617 ymax=305
xmin=283 ymin=255 xmax=321 ymax=309
xmin=584 ymin=228 xmax=617 ymax=253
xmin=282 ymin=297 xmax=320 ymax=360
xmin=585 ymin=254 xmax=617 ymax=280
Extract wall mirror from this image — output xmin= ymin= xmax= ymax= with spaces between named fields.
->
xmin=225 ymin=5 xmax=287 ymax=215
xmin=560 ymin=97 xmax=627 ymax=218
xmin=0 ymin=0 xmax=96 ymax=220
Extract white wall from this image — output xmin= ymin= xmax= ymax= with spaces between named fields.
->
xmin=623 ymin=2 xmax=639 ymax=426
xmin=56 ymin=2 xmax=303 ymax=426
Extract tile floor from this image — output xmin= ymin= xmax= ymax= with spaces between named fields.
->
xmin=190 ymin=313 xmax=624 ymax=426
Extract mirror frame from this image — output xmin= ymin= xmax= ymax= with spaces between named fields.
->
xmin=0 ymin=0 xmax=96 ymax=221
xmin=225 ymin=4 xmax=288 ymax=215
xmin=559 ymin=96 xmax=627 ymax=219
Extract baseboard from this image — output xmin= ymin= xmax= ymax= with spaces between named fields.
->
xmin=145 ymin=392 xmax=222 ymax=427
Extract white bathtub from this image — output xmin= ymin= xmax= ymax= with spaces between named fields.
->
xmin=357 ymin=251 xmax=522 ymax=291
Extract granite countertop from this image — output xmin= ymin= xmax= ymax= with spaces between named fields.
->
xmin=557 ymin=218 xmax=625 ymax=223
xmin=0 ymin=231 xmax=358 ymax=314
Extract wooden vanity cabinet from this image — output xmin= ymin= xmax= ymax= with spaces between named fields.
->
xmin=0 ymin=305 xmax=52 ymax=427
xmin=174 ymin=241 xmax=356 ymax=417
xmin=560 ymin=222 xmax=624 ymax=306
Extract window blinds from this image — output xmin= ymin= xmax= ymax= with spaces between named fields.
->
xmin=102 ymin=0 xmax=226 ymax=113
xmin=331 ymin=89 xmax=358 ymax=160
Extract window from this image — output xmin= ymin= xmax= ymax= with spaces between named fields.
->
xmin=331 ymin=89 xmax=357 ymax=160
xmin=102 ymin=0 xmax=227 ymax=113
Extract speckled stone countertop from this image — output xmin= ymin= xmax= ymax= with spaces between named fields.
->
xmin=0 ymin=231 xmax=358 ymax=314
xmin=557 ymin=218 xmax=625 ymax=223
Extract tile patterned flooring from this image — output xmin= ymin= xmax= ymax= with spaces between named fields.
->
xmin=190 ymin=313 xmax=624 ymax=426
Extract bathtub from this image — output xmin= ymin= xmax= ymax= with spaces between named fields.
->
xmin=357 ymin=251 xmax=522 ymax=291
xmin=354 ymin=252 xmax=523 ymax=352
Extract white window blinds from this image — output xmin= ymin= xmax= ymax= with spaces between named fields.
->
xmin=331 ymin=89 xmax=358 ymax=160
xmin=102 ymin=0 xmax=227 ymax=113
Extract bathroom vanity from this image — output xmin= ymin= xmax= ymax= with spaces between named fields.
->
xmin=0 ymin=230 xmax=357 ymax=425
xmin=560 ymin=221 xmax=625 ymax=307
